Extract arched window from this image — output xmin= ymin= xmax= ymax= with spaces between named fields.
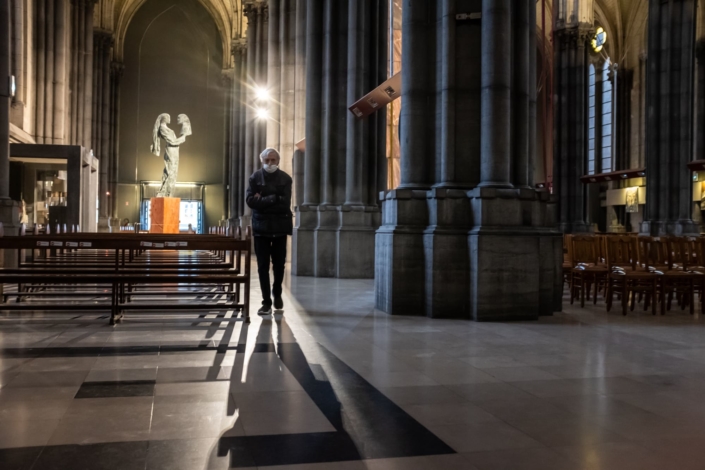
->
xmin=586 ymin=58 xmax=614 ymax=175
xmin=588 ymin=63 xmax=596 ymax=174
xmin=601 ymin=60 xmax=613 ymax=173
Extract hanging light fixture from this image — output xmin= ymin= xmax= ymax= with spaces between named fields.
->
xmin=592 ymin=27 xmax=607 ymax=53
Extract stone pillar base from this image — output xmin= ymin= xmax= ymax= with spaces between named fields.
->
xmin=0 ymin=199 xmax=22 ymax=268
xmin=375 ymin=187 xmax=563 ymax=320
xmin=98 ymin=216 xmax=110 ymax=233
xmin=640 ymin=220 xmax=700 ymax=237
xmin=374 ymin=189 xmax=430 ymax=315
xmin=107 ymin=217 xmax=121 ymax=233
xmin=293 ymin=205 xmax=380 ymax=278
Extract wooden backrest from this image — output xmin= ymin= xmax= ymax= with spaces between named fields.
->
xmin=638 ymin=237 xmax=669 ymax=269
xmin=605 ymin=235 xmax=637 ymax=270
xmin=669 ymin=236 xmax=695 ymax=269
xmin=570 ymin=235 xmax=599 ymax=265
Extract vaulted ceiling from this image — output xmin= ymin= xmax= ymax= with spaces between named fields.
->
xmin=95 ymin=0 xmax=248 ymax=67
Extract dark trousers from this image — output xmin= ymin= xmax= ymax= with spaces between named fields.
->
xmin=254 ymin=236 xmax=287 ymax=306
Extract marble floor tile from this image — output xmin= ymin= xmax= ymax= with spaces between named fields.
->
xmin=4 ymin=371 xmax=88 ymax=388
xmin=402 ymin=402 xmax=499 ymax=427
xmin=463 ymin=447 xmax=580 ymax=470
xmin=145 ymin=438 xmax=230 ymax=470
xmin=378 ymin=385 xmax=468 ymax=406
xmin=427 ymin=421 xmax=544 ymax=453
xmin=0 ymin=419 xmax=60 ymax=449
xmin=84 ymin=367 xmax=158 ymax=382
xmin=31 ymin=441 xmax=149 ymax=470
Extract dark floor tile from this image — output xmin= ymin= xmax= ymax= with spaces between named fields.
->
xmin=5 ymin=371 xmax=87 ymax=389
xmin=74 ymin=380 xmax=156 ymax=399
xmin=0 ymin=446 xmax=42 ymax=470
xmin=146 ymin=438 xmax=228 ymax=470
xmin=29 ymin=441 xmax=149 ymax=470
xmin=100 ymin=346 xmax=159 ymax=356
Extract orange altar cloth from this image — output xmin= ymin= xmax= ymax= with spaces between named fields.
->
xmin=150 ymin=197 xmax=180 ymax=233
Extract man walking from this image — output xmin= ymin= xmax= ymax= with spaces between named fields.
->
xmin=246 ymin=148 xmax=293 ymax=315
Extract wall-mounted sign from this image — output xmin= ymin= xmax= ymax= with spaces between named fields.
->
xmin=349 ymin=73 xmax=401 ymax=120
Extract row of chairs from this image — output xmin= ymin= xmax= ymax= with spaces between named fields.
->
xmin=564 ymin=234 xmax=705 ymax=315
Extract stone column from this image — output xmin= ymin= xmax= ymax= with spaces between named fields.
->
xmin=243 ymin=4 xmax=258 ymax=219
xmin=0 ymin=0 xmax=10 ymax=199
xmin=237 ymin=49 xmax=247 ymax=218
xmin=35 ymin=0 xmax=47 ymax=143
xmin=279 ymin=0 xmax=296 ymax=179
xmin=228 ymin=41 xmax=249 ymax=225
xmin=9 ymin=0 xmax=24 ymax=124
xmin=53 ymin=0 xmax=68 ymax=144
xmin=293 ymin=0 xmax=306 ymax=208
xmin=0 ymin=0 xmax=21 ymax=256
xmin=94 ymin=31 xmax=113 ymax=231
xmin=266 ymin=0 xmax=281 ymax=152
xmin=108 ymin=61 xmax=123 ymax=230
xmin=293 ymin=0 xmax=385 ymax=278
xmin=553 ymin=26 xmax=593 ymax=233
xmin=345 ymin=0 xmax=367 ymax=206
xmin=292 ymin=0 xmax=320 ymax=275
xmin=376 ymin=0 xmax=432 ymax=313
xmin=479 ymin=0 xmax=512 ymax=188
xmin=82 ymin=0 xmax=95 ymax=150
xmin=398 ymin=0 xmax=432 ymax=189
xmin=641 ymin=0 xmax=698 ymax=236
xmin=376 ymin=0 xmax=561 ymax=320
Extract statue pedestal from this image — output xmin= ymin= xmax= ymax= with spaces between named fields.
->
xmin=150 ymin=197 xmax=180 ymax=233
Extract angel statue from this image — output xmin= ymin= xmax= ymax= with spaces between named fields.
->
xmin=150 ymin=113 xmax=192 ymax=197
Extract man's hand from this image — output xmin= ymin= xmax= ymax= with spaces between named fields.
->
xmin=254 ymin=193 xmax=261 ymax=200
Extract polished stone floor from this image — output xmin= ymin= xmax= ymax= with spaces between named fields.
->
xmin=3 ymin=274 xmax=705 ymax=469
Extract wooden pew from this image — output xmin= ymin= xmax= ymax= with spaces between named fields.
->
xmin=0 ymin=226 xmax=252 ymax=325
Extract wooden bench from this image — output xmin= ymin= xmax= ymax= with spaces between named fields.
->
xmin=0 ymin=226 xmax=252 ymax=325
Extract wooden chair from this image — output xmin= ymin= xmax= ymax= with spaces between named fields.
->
xmin=570 ymin=235 xmax=609 ymax=307
xmin=640 ymin=237 xmax=696 ymax=315
xmin=604 ymin=235 xmax=659 ymax=315
xmin=563 ymin=234 xmax=573 ymax=290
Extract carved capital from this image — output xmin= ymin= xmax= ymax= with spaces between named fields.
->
xmin=231 ymin=39 xmax=247 ymax=56
xmin=222 ymin=68 xmax=235 ymax=84
xmin=94 ymin=30 xmax=114 ymax=49
xmin=243 ymin=3 xmax=258 ymax=20
xmin=554 ymin=26 xmax=595 ymax=48
xmin=111 ymin=61 xmax=125 ymax=79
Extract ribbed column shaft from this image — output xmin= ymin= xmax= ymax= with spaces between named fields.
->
xmin=35 ymin=0 xmax=46 ymax=143
xmin=512 ymin=0 xmax=530 ymax=188
xmin=0 ymin=0 xmax=10 ymax=199
xmin=293 ymin=0 xmax=306 ymax=208
xmin=243 ymin=4 xmax=259 ymax=216
xmin=399 ymin=0 xmax=431 ymax=188
xmin=479 ymin=0 xmax=512 ymax=188
xmin=82 ymin=0 xmax=94 ymax=149
xmin=109 ymin=62 xmax=123 ymax=219
xmin=266 ymin=0 xmax=281 ymax=151
xmin=303 ymin=0 xmax=322 ymax=205
xmin=53 ymin=0 xmax=67 ymax=144
xmin=10 ymin=0 xmax=23 ymax=105
xmin=345 ymin=0 xmax=366 ymax=205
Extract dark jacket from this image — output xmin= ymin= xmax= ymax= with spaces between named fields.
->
xmin=246 ymin=168 xmax=293 ymax=236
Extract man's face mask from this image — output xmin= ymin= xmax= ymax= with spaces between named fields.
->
xmin=263 ymin=163 xmax=279 ymax=173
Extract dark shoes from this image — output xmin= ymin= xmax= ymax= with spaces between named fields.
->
xmin=274 ymin=296 xmax=284 ymax=310
xmin=257 ymin=304 xmax=272 ymax=316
